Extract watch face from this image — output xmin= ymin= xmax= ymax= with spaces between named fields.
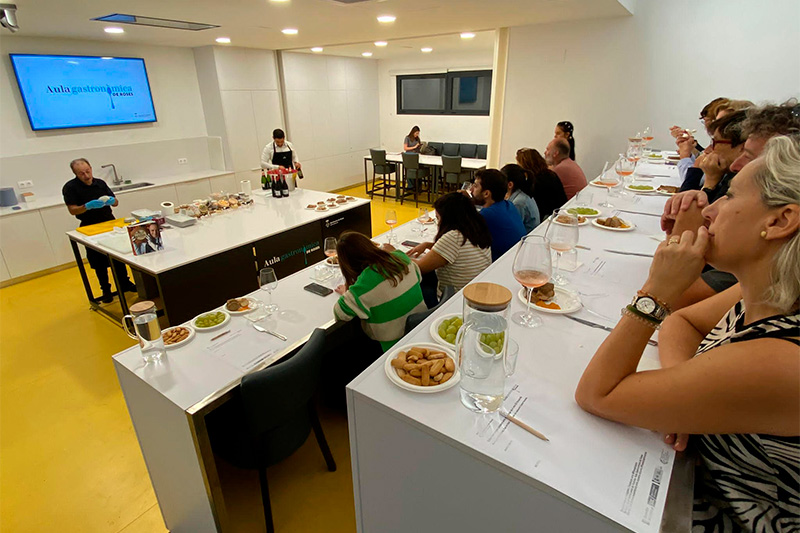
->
xmin=636 ymin=297 xmax=656 ymax=314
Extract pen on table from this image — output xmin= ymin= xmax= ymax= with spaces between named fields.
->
xmin=211 ymin=330 xmax=231 ymax=342
xmin=501 ymin=410 xmax=549 ymax=442
xmin=576 ymin=245 xmax=591 ymax=251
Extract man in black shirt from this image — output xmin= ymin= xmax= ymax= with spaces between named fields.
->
xmin=63 ymin=158 xmax=136 ymax=303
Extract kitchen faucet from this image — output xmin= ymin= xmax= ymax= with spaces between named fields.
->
xmin=101 ymin=163 xmax=121 ymax=185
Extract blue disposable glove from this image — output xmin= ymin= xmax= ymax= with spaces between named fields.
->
xmin=85 ymin=199 xmax=105 ymax=210
xmin=104 ymin=196 xmax=116 ymax=206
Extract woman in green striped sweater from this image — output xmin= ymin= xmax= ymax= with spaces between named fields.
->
xmin=334 ymin=231 xmax=427 ymax=353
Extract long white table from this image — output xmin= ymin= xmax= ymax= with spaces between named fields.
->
xmin=68 ymin=189 xmax=370 ymax=324
xmin=347 ymin=158 xmax=694 ymax=532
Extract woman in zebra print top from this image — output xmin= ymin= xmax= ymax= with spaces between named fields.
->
xmin=576 ymin=134 xmax=800 ymax=532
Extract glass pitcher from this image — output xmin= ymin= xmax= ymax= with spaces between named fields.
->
xmin=455 ymin=282 xmax=512 ymax=413
xmin=122 ymin=301 xmax=165 ymax=364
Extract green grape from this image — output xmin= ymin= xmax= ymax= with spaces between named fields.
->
xmin=445 ymin=334 xmax=456 ymax=343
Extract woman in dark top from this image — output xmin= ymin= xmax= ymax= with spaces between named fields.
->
xmin=403 ymin=126 xmax=422 ymax=153
xmin=555 ymin=121 xmax=576 ymax=160
xmin=516 ymin=148 xmax=568 ymax=219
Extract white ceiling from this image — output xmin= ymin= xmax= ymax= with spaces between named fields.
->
xmin=1 ymin=0 xmax=632 ymax=50
xmin=290 ymin=30 xmax=496 ymax=59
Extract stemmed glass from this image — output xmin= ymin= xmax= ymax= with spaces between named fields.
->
xmin=596 ymin=159 xmax=623 ymax=208
xmin=545 ymin=209 xmax=579 ymax=286
xmin=642 ymin=126 xmax=654 ymax=154
xmin=259 ymin=266 xmax=279 ymax=313
xmin=512 ymin=235 xmax=552 ymax=328
xmin=385 ymin=209 xmax=398 ymax=243
xmin=417 ymin=207 xmax=431 ymax=238
xmin=324 ymin=237 xmax=337 ymax=269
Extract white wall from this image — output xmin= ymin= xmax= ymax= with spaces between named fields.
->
xmin=499 ymin=0 xmax=800 ymax=179
xmin=194 ymin=46 xmax=284 ymax=188
xmin=0 ymin=36 xmax=211 ymax=197
xmin=378 ymin=51 xmax=494 ymax=151
xmin=0 ymin=36 xmax=207 ymax=157
xmin=281 ymin=52 xmax=380 ymax=191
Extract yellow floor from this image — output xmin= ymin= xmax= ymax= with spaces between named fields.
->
xmin=0 ymin=184 xmax=420 ymax=533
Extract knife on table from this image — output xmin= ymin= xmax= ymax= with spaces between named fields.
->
xmin=252 ymin=323 xmax=287 ymax=341
xmin=565 ymin=315 xmax=658 ymax=347
xmin=603 ymin=249 xmax=655 ymax=258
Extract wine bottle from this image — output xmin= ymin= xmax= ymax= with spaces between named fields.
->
xmin=281 ymin=175 xmax=289 ymax=197
xmin=271 ymin=173 xmax=279 ymax=198
xmin=261 ymin=169 xmax=267 ymax=190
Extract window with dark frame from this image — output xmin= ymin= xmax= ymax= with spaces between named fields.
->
xmin=396 ymin=70 xmax=492 ymax=116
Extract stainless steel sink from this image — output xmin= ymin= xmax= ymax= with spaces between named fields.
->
xmin=110 ymin=182 xmax=155 ymax=192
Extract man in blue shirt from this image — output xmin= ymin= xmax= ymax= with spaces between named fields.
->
xmin=469 ymin=169 xmax=526 ymax=261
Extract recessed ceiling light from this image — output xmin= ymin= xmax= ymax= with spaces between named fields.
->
xmin=362 ymin=52 xmax=373 ymax=57
xmin=104 ymin=27 xmax=125 ymax=34
xmin=216 ymin=37 xmax=231 ymax=44
xmin=374 ymin=41 xmax=388 ymax=47
xmin=377 ymin=15 xmax=396 ymax=23
xmin=270 ymin=0 xmax=290 ymax=2
xmin=460 ymin=32 xmax=475 ymax=39
xmin=101 ymin=57 xmax=113 ymax=60
xmin=421 ymin=47 xmax=433 ymax=53
xmin=311 ymin=47 xmax=323 ymax=52
xmin=281 ymin=28 xmax=298 ymax=35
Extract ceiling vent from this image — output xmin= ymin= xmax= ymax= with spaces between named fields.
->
xmin=92 ymin=14 xmax=219 ymax=31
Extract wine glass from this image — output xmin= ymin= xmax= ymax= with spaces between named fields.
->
xmin=511 ymin=235 xmax=552 ymax=328
xmin=259 ymin=266 xmax=279 ymax=313
xmin=417 ymin=207 xmax=431 ymax=238
xmin=545 ymin=209 xmax=579 ymax=286
xmin=385 ymin=209 xmax=398 ymax=243
xmin=596 ymin=159 xmax=623 ymax=208
xmin=642 ymin=126 xmax=654 ymax=154
xmin=324 ymin=237 xmax=337 ymax=268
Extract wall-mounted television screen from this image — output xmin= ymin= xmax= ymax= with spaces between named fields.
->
xmin=9 ymin=54 xmax=157 ymax=131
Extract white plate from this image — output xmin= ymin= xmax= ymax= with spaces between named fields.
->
xmin=325 ymin=256 xmax=339 ymax=266
xmin=625 ymin=184 xmax=656 ymax=194
xmin=325 ymin=203 xmax=340 ymax=209
xmin=346 ymin=197 xmax=358 ymax=202
xmin=565 ymin=207 xmax=601 ymax=218
xmin=591 ymin=218 xmax=636 ymax=232
xmin=589 ymin=179 xmax=613 ymax=188
xmin=516 ymin=287 xmax=582 ymax=314
xmin=313 ymin=207 xmax=329 ymax=212
xmin=161 ymin=325 xmax=196 ymax=349
xmin=192 ymin=310 xmax=231 ymax=331
xmin=428 ymin=312 xmax=462 ymax=348
xmin=223 ymin=297 xmax=260 ymax=316
xmin=656 ymin=187 xmax=679 ymax=196
xmin=304 ymin=205 xmax=320 ymax=210
xmin=554 ymin=215 xmax=590 ymax=226
xmin=384 ymin=342 xmax=460 ymax=393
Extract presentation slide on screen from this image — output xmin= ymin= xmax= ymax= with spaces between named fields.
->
xmin=11 ymin=55 xmax=157 ymax=130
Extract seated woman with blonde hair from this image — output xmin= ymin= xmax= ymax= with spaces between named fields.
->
xmin=575 ymin=135 xmax=800 ymax=531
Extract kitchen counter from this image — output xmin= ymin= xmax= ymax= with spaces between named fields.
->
xmin=0 ymin=169 xmax=234 ymax=218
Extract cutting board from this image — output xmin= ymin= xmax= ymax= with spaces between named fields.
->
xmin=76 ymin=218 xmax=127 ymax=236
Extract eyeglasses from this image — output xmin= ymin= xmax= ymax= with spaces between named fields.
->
xmin=711 ymin=139 xmax=732 ymax=149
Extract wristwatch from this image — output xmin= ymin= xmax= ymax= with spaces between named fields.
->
xmin=631 ymin=295 xmax=669 ymax=321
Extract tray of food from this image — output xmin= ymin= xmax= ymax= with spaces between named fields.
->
xmin=517 ymin=283 xmax=582 ymax=314
xmin=592 ymin=216 xmax=635 ymax=231
xmin=161 ymin=325 xmax=195 ymax=348
xmin=384 ymin=343 xmax=459 ymax=393
xmin=193 ymin=310 xmax=230 ymax=331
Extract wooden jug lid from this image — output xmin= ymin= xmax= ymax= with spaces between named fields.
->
xmin=129 ymin=301 xmax=156 ymax=315
xmin=463 ymin=283 xmax=512 ymax=311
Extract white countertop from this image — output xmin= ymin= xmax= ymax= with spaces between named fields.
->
xmin=0 ymin=169 xmax=234 ymax=217
xmin=68 ymin=189 xmax=369 ymax=275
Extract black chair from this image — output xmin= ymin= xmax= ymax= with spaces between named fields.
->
xmin=442 ymin=143 xmax=460 ymax=157
xmin=440 ymin=155 xmax=471 ymax=192
xmin=476 ymin=144 xmax=488 ymax=160
xmin=459 ymin=144 xmax=478 ymax=159
xmin=369 ymin=149 xmax=397 ymax=201
xmin=207 ymin=329 xmax=335 ymax=533
xmin=400 ymin=152 xmax=431 ymax=206
xmin=404 ymin=285 xmax=456 ymax=335
xmin=427 ymin=142 xmax=443 ymax=156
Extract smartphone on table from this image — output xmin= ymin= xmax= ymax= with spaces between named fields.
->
xmin=304 ymin=283 xmax=333 ymax=297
